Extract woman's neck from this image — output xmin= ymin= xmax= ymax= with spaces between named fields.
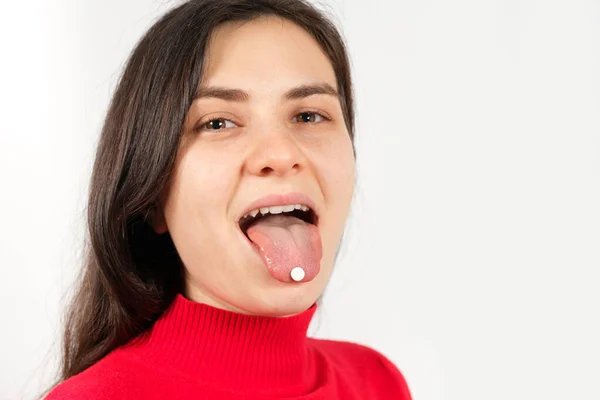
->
xmin=125 ymin=293 xmax=320 ymax=394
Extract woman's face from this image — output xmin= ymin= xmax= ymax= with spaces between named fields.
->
xmin=152 ymin=16 xmax=355 ymax=316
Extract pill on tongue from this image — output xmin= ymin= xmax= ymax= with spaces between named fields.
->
xmin=291 ymin=267 xmax=305 ymax=282
xmin=246 ymin=214 xmax=322 ymax=283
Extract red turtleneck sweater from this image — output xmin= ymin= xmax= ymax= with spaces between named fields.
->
xmin=46 ymin=294 xmax=412 ymax=399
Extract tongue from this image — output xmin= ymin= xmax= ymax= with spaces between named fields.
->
xmin=246 ymin=215 xmax=322 ymax=283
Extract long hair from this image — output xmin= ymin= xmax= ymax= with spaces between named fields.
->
xmin=50 ymin=0 xmax=355 ymax=391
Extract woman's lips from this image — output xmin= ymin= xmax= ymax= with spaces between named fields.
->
xmin=237 ymin=192 xmax=318 ymax=223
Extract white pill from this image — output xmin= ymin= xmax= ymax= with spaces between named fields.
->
xmin=290 ymin=266 xmax=305 ymax=282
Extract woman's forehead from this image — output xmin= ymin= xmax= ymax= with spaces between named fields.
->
xmin=201 ymin=16 xmax=337 ymax=94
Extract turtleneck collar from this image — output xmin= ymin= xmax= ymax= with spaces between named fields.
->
xmin=127 ymin=293 xmax=320 ymax=395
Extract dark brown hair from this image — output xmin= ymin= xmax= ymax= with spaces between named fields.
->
xmin=47 ymin=0 xmax=354 ymax=393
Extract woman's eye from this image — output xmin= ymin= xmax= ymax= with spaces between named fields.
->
xmin=201 ymin=118 xmax=237 ymax=130
xmin=294 ymin=112 xmax=326 ymax=124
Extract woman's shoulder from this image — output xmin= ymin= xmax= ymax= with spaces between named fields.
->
xmin=308 ymin=338 xmax=412 ymax=398
xmin=43 ymin=350 xmax=137 ymax=400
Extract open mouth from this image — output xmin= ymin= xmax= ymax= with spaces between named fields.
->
xmin=236 ymin=202 xmax=323 ymax=283
xmin=238 ymin=204 xmax=318 ymax=239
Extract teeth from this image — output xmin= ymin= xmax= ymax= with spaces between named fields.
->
xmin=242 ymin=204 xmax=311 ymax=220
xmin=269 ymin=205 xmax=284 ymax=214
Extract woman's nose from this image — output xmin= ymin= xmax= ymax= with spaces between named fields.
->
xmin=245 ymin=129 xmax=306 ymax=177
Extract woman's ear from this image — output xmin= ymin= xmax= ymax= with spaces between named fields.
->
xmin=148 ymin=202 xmax=168 ymax=234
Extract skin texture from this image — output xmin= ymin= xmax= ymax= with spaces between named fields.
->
xmin=151 ymin=16 xmax=355 ymax=317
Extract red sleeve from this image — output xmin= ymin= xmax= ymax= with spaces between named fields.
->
xmin=43 ymin=370 xmax=121 ymax=400
xmin=374 ymin=350 xmax=413 ymax=399
xmin=44 ymin=381 xmax=105 ymax=400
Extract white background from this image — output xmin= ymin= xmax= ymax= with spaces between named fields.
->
xmin=1 ymin=0 xmax=598 ymax=399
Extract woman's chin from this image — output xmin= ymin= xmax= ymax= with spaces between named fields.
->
xmin=239 ymin=280 xmax=323 ymax=317
xmin=183 ymin=259 xmax=330 ymax=317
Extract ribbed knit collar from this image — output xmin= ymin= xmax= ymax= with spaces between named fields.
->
xmin=128 ymin=293 xmax=320 ymax=396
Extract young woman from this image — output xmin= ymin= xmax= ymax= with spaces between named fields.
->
xmin=44 ymin=0 xmax=412 ymax=398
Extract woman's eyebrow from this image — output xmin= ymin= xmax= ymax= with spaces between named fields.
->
xmin=194 ymin=86 xmax=249 ymax=102
xmin=193 ymin=82 xmax=340 ymax=102
xmin=284 ymin=83 xmax=339 ymax=100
